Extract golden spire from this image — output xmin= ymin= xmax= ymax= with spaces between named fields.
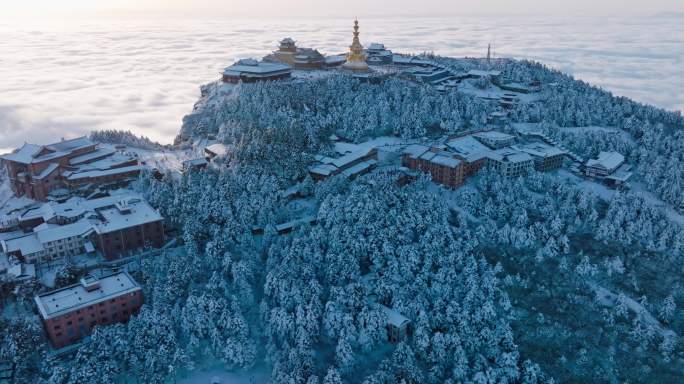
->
xmin=343 ymin=18 xmax=369 ymax=72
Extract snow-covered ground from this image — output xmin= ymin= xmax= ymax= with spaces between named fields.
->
xmin=126 ymin=146 xmax=197 ymax=173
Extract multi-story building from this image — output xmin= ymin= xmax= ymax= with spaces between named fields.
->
xmin=1 ymin=138 xmax=144 ymax=201
xmin=473 ymin=131 xmax=516 ymax=149
xmin=2 ymin=193 xmax=164 ymax=262
xmin=445 ymin=136 xmax=492 ymax=177
xmin=486 ymin=148 xmax=534 ymax=177
xmin=34 ymin=272 xmax=143 ymax=348
xmin=263 ymin=38 xmax=332 ymax=70
xmin=402 ymin=145 xmax=465 ymax=188
xmin=513 ymin=142 xmax=566 ymax=172
xmin=92 ymin=197 xmax=165 ymax=260
xmin=222 ymin=59 xmax=292 ymax=83
xmin=1 ymin=220 xmax=94 ymax=264
xmin=585 ymin=151 xmax=625 ymax=177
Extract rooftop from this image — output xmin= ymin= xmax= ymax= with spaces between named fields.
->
xmin=1 ymin=234 xmax=44 ymax=256
xmin=331 ymin=148 xmax=375 ymax=169
xmin=35 ymin=220 xmax=94 ymax=244
xmin=513 ymin=142 xmax=566 ymax=158
xmin=205 ymin=143 xmax=229 ymax=157
xmin=1 ymin=137 xmax=96 ymax=165
xmin=380 ymin=305 xmax=410 ymax=327
xmin=69 ymin=146 xmax=117 ymax=165
xmin=34 ymin=271 xmax=141 ymax=320
xmin=487 ymin=148 xmax=534 ymax=163
xmin=224 ymin=59 xmax=291 ymax=76
xmin=445 ymin=136 xmax=492 ymax=162
xmin=402 ymin=144 xmax=431 ymax=159
xmin=586 ymin=151 xmax=625 ymax=171
xmin=92 ymin=197 xmax=163 ymax=234
xmin=474 ymin=131 xmax=516 ymax=141
xmin=66 ymin=165 xmax=144 ymax=181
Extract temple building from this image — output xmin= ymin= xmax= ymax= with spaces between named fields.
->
xmin=366 ymin=43 xmax=393 ymax=65
xmin=342 ymin=20 xmax=370 ymax=72
xmin=222 ymin=59 xmax=292 ymax=83
xmin=264 ymin=38 xmax=331 ymax=70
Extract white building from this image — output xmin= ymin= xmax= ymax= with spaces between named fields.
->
xmin=486 ymin=148 xmax=534 ymax=177
xmin=1 ymin=220 xmax=95 ymax=264
xmin=513 ymin=142 xmax=566 ymax=171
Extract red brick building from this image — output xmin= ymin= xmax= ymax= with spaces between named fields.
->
xmin=401 ymin=145 xmax=465 ymax=188
xmin=7 ymin=193 xmax=165 ymax=263
xmin=1 ymin=138 xmax=97 ymax=201
xmin=1 ymin=137 xmax=144 ymax=201
xmin=34 ymin=272 xmax=143 ymax=348
xmin=91 ymin=197 xmax=165 ymax=260
xmin=444 ymin=136 xmax=492 ymax=177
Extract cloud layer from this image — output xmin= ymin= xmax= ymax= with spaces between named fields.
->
xmin=0 ymin=17 xmax=682 ymax=149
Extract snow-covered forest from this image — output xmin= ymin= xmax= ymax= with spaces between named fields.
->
xmin=90 ymin=130 xmax=167 ymax=151
xmin=2 ymin=57 xmax=683 ymax=383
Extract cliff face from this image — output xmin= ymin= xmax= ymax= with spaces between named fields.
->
xmin=175 ymin=81 xmax=235 ymax=146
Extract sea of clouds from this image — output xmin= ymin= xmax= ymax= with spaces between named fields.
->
xmin=0 ymin=16 xmax=682 ymax=150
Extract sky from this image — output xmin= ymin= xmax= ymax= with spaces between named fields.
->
xmin=4 ymin=0 xmax=684 ymax=19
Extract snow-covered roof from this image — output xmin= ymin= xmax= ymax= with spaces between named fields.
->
xmin=331 ymin=148 xmax=375 ymax=168
xmin=380 ymin=305 xmax=411 ymax=328
xmin=1 ymin=234 xmax=44 ymax=256
xmin=224 ymin=59 xmax=291 ymax=75
xmin=309 ymin=163 xmax=338 ymax=176
xmin=402 ymin=144 xmax=431 ymax=159
xmin=0 ymin=143 xmax=44 ymax=164
xmin=474 ymin=131 xmax=515 ymax=141
xmin=92 ymin=197 xmax=163 ymax=234
xmin=66 ymin=165 xmax=144 ymax=181
xmin=47 ymin=137 xmax=95 ymax=152
xmin=204 ymin=143 xmax=229 ymax=157
xmin=35 ymin=220 xmax=94 ymax=244
xmin=35 ymin=163 xmax=60 ymax=180
xmin=34 ymin=271 xmax=141 ymax=320
xmin=69 ymin=146 xmax=116 ymax=165
xmin=487 ymin=148 xmax=534 ymax=163
xmin=38 ymin=192 xmax=140 ymax=222
xmin=586 ymin=151 xmax=624 ymax=172
xmin=8 ymin=263 xmax=35 ymax=280
xmin=419 ymin=151 xmax=437 ymax=161
xmin=341 ymin=159 xmax=377 ymax=177
xmin=513 ymin=143 xmax=566 ymax=158
xmin=431 ymin=155 xmax=461 ymax=168
xmin=445 ymin=136 xmax=491 ymax=162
